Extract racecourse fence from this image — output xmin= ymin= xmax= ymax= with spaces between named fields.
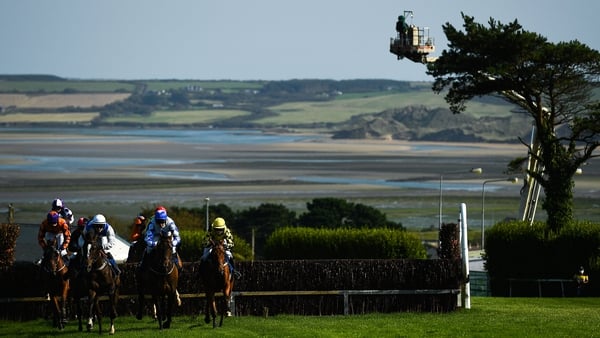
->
xmin=0 ymin=259 xmax=463 ymax=320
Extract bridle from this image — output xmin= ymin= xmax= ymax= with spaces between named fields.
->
xmin=43 ymin=247 xmax=67 ymax=276
xmin=149 ymin=232 xmax=175 ymax=276
xmin=85 ymin=242 xmax=108 ymax=273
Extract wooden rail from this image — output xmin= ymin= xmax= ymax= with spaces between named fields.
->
xmin=508 ymin=278 xmax=573 ymax=297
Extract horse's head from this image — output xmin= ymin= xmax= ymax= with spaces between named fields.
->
xmin=209 ymin=239 xmax=227 ymax=275
xmin=82 ymin=236 xmax=105 ymax=273
xmin=42 ymin=240 xmax=65 ymax=276
xmin=153 ymin=230 xmax=174 ymax=269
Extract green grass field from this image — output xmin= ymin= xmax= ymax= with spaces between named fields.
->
xmin=1 ymin=297 xmax=599 ymax=337
xmin=257 ymin=91 xmax=512 ymax=125
xmin=103 ymin=109 xmax=251 ymax=125
xmin=0 ymin=80 xmax=136 ymax=93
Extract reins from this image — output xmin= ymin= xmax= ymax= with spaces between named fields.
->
xmin=43 ymin=248 xmax=67 ymax=275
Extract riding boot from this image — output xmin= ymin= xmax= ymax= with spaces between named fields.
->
xmin=107 ymin=253 xmax=121 ymax=275
xmin=230 ymin=256 xmax=242 ymax=280
xmin=112 ymin=262 xmax=121 ymax=276
xmin=175 ymin=252 xmax=183 ymax=271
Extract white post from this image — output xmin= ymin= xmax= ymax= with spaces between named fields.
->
xmin=460 ymin=203 xmax=471 ymax=309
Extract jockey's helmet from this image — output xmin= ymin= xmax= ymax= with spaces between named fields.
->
xmin=77 ymin=217 xmax=87 ymax=228
xmin=92 ymin=214 xmax=106 ymax=229
xmin=47 ymin=211 xmax=59 ymax=225
xmin=52 ymin=198 xmax=63 ymax=211
xmin=212 ymin=217 xmax=226 ymax=230
xmin=135 ymin=215 xmax=145 ymax=225
xmin=64 ymin=207 xmax=73 ymax=220
xmin=155 ymin=209 xmax=168 ymax=227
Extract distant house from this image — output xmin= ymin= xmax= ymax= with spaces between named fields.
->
xmin=15 ymin=223 xmax=131 ymax=264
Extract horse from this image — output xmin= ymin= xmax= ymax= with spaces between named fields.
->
xmin=200 ymin=238 xmax=234 ymax=328
xmin=40 ymin=239 xmax=70 ymax=330
xmin=66 ymin=246 xmax=90 ymax=332
xmin=136 ymin=231 xmax=179 ymax=329
xmin=126 ymin=239 xmax=146 ymax=264
xmin=82 ymin=229 xmax=120 ymax=335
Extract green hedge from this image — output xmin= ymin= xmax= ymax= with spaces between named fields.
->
xmin=484 ymin=220 xmax=600 ymax=296
xmin=263 ymin=227 xmax=426 ymax=259
xmin=177 ymin=230 xmax=253 ymax=262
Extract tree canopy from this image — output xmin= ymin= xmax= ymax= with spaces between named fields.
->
xmin=426 ymin=13 xmax=600 ymax=231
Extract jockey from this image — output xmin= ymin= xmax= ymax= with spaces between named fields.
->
xmin=37 ymin=210 xmax=71 ymax=264
xmin=129 ymin=214 xmax=147 ymax=243
xmin=84 ymin=214 xmax=121 ymax=275
xmin=201 ymin=217 xmax=241 ymax=279
xmin=143 ymin=208 xmax=181 ymax=268
xmin=51 ymin=198 xmax=75 ymax=226
xmin=139 ymin=207 xmax=182 ymax=306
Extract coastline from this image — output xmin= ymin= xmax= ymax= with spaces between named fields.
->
xmin=1 ymin=129 xmax=598 ymax=226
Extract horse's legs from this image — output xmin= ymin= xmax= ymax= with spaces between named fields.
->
xmin=211 ymin=296 xmax=219 ymax=328
xmin=76 ymin=297 xmax=83 ymax=331
xmin=59 ymin=280 xmax=69 ymax=325
xmin=135 ymin=271 xmax=147 ymax=320
xmin=86 ymin=292 xmax=96 ymax=332
xmin=86 ymin=304 xmax=93 ymax=331
xmin=95 ymin=298 xmax=103 ymax=334
xmin=218 ymin=293 xmax=225 ymax=327
xmin=50 ymin=295 xmax=63 ymax=330
xmin=154 ymin=295 xmax=163 ymax=330
xmin=203 ymin=294 xmax=211 ymax=324
xmin=108 ymin=293 xmax=117 ymax=335
xmin=163 ymin=291 xmax=175 ymax=329
xmin=225 ymin=282 xmax=234 ymax=317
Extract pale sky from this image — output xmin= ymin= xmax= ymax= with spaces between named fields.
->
xmin=1 ymin=0 xmax=598 ymax=82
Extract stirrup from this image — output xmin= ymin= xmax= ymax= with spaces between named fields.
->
xmin=233 ymin=270 xmax=242 ymax=280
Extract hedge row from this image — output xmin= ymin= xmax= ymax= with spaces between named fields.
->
xmin=0 ymin=224 xmax=19 ymax=267
xmin=0 ymin=258 xmax=461 ymax=319
xmin=263 ymin=227 xmax=427 ymax=259
xmin=485 ymin=220 xmax=600 ymax=296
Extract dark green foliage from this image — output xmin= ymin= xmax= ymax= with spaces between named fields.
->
xmin=263 ymin=227 xmax=426 ymax=260
xmin=233 ymin=203 xmax=297 ymax=259
xmin=133 ymin=199 xmax=404 ymax=261
xmin=178 ymin=229 xmax=252 ymax=262
xmin=438 ymin=223 xmax=460 ymax=260
xmin=135 ymin=204 xmax=253 ymax=262
xmin=427 ymin=13 xmax=600 ymax=231
xmin=484 ymin=220 xmax=600 ymax=295
xmin=298 ymin=197 xmax=402 ymax=229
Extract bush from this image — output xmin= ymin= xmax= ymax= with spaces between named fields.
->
xmin=484 ymin=219 xmax=600 ymax=296
xmin=263 ymin=227 xmax=426 ymax=259
xmin=0 ymin=223 xmax=20 ymax=267
xmin=178 ymin=229 xmax=252 ymax=262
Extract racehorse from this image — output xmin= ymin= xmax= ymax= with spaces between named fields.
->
xmin=66 ymin=246 xmax=90 ymax=332
xmin=82 ymin=229 xmax=120 ymax=335
xmin=126 ymin=239 xmax=146 ymax=264
xmin=136 ymin=231 xmax=179 ymax=329
xmin=126 ymin=239 xmax=160 ymax=320
xmin=200 ymin=238 xmax=234 ymax=328
xmin=40 ymin=239 xmax=70 ymax=330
